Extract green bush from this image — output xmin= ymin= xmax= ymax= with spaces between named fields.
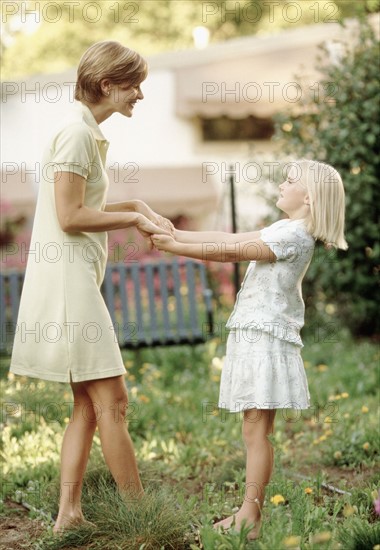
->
xmin=274 ymin=18 xmax=380 ymax=337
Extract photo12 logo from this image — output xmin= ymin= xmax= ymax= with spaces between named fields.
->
xmin=1 ymin=2 xmax=140 ymax=25
xmin=201 ymin=1 xmax=340 ymax=25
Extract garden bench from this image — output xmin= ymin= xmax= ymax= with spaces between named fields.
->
xmin=0 ymin=258 xmax=214 ymax=353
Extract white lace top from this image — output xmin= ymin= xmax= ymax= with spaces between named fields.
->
xmin=226 ymin=218 xmax=316 ymax=346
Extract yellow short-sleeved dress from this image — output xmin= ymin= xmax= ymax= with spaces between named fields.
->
xmin=9 ymin=101 xmax=127 ymax=383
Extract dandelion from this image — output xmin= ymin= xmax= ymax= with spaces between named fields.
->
xmin=334 ymin=451 xmax=342 ymax=459
xmin=283 ymin=535 xmax=301 ymax=547
xmin=324 ymin=416 xmax=333 ymax=423
xmin=363 ymin=442 xmax=370 ymax=450
xmin=343 ymin=503 xmax=357 ymax=517
xmin=211 ymin=357 xmax=223 ymax=371
xmin=317 ymin=364 xmax=329 ymax=372
xmin=311 ymin=531 xmax=332 ymax=543
xmin=361 ymin=405 xmax=369 ymax=413
xmin=325 ymin=429 xmax=333 ymax=436
xmin=304 ymin=487 xmax=313 ymax=494
xmin=341 ymin=392 xmax=349 ymax=398
xmin=271 ymin=494 xmax=285 ymax=505
xmin=64 ymin=417 xmax=70 ymax=424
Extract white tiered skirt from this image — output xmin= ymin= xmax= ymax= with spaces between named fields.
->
xmin=218 ymin=330 xmax=311 ymax=411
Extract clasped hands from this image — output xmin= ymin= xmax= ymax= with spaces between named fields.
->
xmin=134 ymin=200 xmax=176 ymax=252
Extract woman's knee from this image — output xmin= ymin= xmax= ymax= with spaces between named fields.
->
xmin=83 ymin=376 xmax=129 ymax=423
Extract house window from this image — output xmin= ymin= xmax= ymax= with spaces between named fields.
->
xmin=199 ymin=114 xmax=275 ymax=141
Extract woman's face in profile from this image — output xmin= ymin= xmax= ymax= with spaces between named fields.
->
xmin=108 ymin=81 xmax=145 ymax=117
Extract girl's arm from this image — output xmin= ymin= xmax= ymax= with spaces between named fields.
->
xmin=152 ymin=234 xmax=275 ymax=263
xmin=54 ymin=172 xmax=170 ymax=236
xmin=174 ymin=229 xmax=261 ymax=244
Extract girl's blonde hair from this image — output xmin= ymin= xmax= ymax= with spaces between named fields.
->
xmin=289 ymin=159 xmax=348 ymax=250
xmin=75 ymin=41 xmax=148 ymax=103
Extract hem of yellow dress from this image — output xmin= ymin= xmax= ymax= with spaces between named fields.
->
xmin=9 ymin=364 xmax=126 ymax=383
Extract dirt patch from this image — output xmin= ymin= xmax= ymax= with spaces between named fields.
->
xmin=0 ymin=501 xmax=46 ymax=550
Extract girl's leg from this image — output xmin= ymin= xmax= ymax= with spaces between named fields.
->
xmin=214 ymin=408 xmax=276 ymax=540
xmin=54 ymin=382 xmax=97 ymax=532
xmin=82 ymin=375 xmax=143 ymax=497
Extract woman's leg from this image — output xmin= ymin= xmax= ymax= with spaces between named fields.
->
xmin=54 ymin=381 xmax=97 ymax=532
xmin=214 ymin=408 xmax=276 ymax=540
xmin=82 ymin=375 xmax=143 ymax=497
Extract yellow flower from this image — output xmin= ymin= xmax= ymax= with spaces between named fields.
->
xmin=211 ymin=357 xmax=223 ymax=371
xmin=304 ymin=361 xmax=311 ymax=369
xmin=373 ymin=545 xmax=380 ymax=550
xmin=304 ymin=487 xmax=313 ymax=494
xmin=363 ymin=442 xmax=370 ymax=450
xmin=283 ymin=535 xmax=301 ymax=547
xmin=343 ymin=503 xmax=357 ymax=517
xmin=317 ymin=364 xmax=329 ymax=372
xmin=341 ymin=392 xmax=349 ymax=398
xmin=271 ymin=494 xmax=285 ymax=505
xmin=361 ymin=405 xmax=369 ymax=413
xmin=324 ymin=416 xmax=333 ymax=423
xmin=334 ymin=451 xmax=342 ymax=459
xmin=311 ymin=531 xmax=332 ymax=543
xmin=127 ymin=373 xmax=136 ymax=381
xmin=139 ymin=394 xmax=150 ymax=403
xmin=64 ymin=417 xmax=70 ymax=424
xmin=319 ymin=435 xmax=327 ymax=442
xmin=324 ymin=429 xmax=333 ymax=436
xmin=344 ymin=413 xmax=350 ymax=418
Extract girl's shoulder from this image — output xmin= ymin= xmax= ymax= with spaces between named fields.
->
xmin=260 ymin=219 xmax=315 ymax=261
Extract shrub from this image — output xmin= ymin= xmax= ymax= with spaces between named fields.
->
xmin=274 ymin=18 xmax=380 ymax=337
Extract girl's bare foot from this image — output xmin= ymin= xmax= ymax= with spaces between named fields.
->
xmin=213 ymin=512 xmax=262 ymax=540
xmin=53 ymin=514 xmax=96 ymax=534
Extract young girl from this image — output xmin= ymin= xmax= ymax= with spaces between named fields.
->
xmin=152 ymin=159 xmax=347 ymax=540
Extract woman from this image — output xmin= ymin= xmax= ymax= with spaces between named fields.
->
xmin=9 ymin=41 xmax=172 ymax=532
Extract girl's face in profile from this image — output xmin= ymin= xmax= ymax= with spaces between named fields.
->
xmin=276 ymin=165 xmax=310 ymax=218
xmin=108 ymin=80 xmax=145 ymax=118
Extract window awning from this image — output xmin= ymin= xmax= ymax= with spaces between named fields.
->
xmin=1 ymin=166 xmax=221 ymax=222
xmin=105 ymin=165 xmax=220 ymax=219
xmin=168 ymin=19 xmax=367 ymax=120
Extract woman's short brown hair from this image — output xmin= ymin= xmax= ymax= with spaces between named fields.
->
xmin=75 ymin=41 xmax=148 ymax=103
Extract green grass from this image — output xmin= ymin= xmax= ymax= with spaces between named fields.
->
xmin=0 ymin=332 xmax=379 ymax=549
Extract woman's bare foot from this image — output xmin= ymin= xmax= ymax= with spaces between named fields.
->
xmin=213 ymin=512 xmax=262 ymax=540
xmin=53 ymin=514 xmax=96 ymax=534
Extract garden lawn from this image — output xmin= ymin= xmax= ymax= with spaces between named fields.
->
xmin=0 ymin=333 xmax=379 ymax=550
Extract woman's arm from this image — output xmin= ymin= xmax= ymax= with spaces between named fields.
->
xmin=104 ymin=200 xmax=139 ymax=213
xmin=54 ymin=172 xmax=169 ymax=235
xmin=106 ymin=199 xmax=174 ymax=233
xmin=152 ymin=234 xmax=275 ymax=263
xmin=174 ymin=229 xmax=261 ymax=244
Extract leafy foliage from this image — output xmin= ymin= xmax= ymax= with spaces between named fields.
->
xmin=2 ymin=0 xmax=379 ymax=78
xmin=274 ymin=19 xmax=380 ymax=336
